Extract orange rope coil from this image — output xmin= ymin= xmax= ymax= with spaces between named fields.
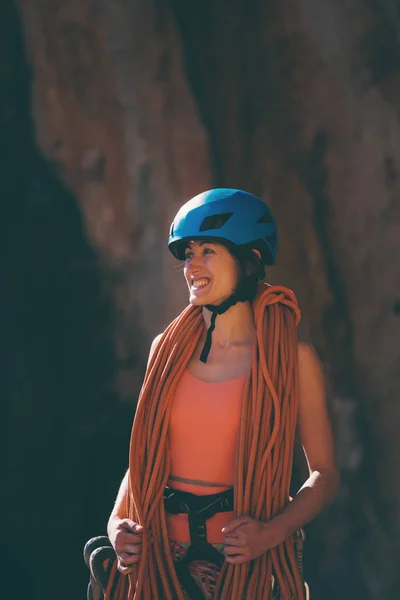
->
xmin=105 ymin=283 xmax=304 ymax=599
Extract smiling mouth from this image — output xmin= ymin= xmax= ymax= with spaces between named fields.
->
xmin=191 ymin=277 xmax=211 ymax=290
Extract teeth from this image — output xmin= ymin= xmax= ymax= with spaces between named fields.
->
xmin=192 ymin=278 xmax=210 ymax=288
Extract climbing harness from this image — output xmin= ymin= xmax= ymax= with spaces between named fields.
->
xmin=163 ymin=487 xmax=233 ymax=598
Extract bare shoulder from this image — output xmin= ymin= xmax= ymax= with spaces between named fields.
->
xmin=298 ymin=340 xmax=324 ymax=376
xmin=298 ymin=341 xmax=322 ymax=368
xmin=297 ymin=341 xmax=326 ymax=408
xmin=147 ymin=333 xmax=163 ymax=366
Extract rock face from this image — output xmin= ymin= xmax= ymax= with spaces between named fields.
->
xmin=2 ymin=0 xmax=400 ymax=598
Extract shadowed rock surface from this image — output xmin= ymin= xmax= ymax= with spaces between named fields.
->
xmin=2 ymin=0 xmax=400 ymax=598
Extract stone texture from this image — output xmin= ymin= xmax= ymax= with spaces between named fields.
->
xmin=2 ymin=0 xmax=400 ymax=598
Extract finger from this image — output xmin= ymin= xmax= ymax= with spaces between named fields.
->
xmin=117 ymin=558 xmax=133 ymax=575
xmin=123 ymin=543 xmax=142 ymax=554
xmin=121 ymin=531 xmax=143 ymax=543
xmin=224 ymin=545 xmax=247 ymax=556
xmin=115 ymin=535 xmax=141 ymax=554
xmin=119 ymin=552 xmax=141 ymax=565
xmin=120 ymin=520 xmax=144 ymax=533
xmin=225 ymin=554 xmax=250 ymax=564
xmin=222 ymin=516 xmax=250 ymax=534
xmin=117 ymin=532 xmax=143 ymax=547
xmin=123 ymin=534 xmax=143 ymax=545
xmin=224 ymin=539 xmax=244 ymax=548
xmin=223 ymin=534 xmax=242 ymax=545
xmin=129 ymin=534 xmax=152 ymax=547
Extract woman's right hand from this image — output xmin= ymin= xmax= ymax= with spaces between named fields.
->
xmin=108 ymin=517 xmax=144 ymax=574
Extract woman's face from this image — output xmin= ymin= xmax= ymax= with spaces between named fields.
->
xmin=183 ymin=240 xmax=240 ymax=306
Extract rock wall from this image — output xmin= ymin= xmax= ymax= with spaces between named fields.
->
xmin=2 ymin=0 xmax=400 ymax=598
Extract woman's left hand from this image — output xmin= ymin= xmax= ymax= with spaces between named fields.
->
xmin=222 ymin=516 xmax=285 ymax=564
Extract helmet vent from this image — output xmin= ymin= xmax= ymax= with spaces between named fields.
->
xmin=199 ymin=212 xmax=233 ymax=231
xmin=257 ymin=210 xmax=274 ymax=225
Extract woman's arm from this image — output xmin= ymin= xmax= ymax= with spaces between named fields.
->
xmin=107 ymin=469 xmax=129 ymax=526
xmin=270 ymin=342 xmax=340 ymax=538
xmin=223 ymin=342 xmax=339 ymax=563
xmin=109 ymin=332 xmax=163 ymax=520
xmin=107 ymin=333 xmax=162 ymax=572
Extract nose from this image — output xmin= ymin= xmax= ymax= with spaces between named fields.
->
xmin=185 ymin=254 xmax=203 ymax=275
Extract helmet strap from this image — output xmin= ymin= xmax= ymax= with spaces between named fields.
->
xmin=199 ymin=292 xmax=247 ymax=363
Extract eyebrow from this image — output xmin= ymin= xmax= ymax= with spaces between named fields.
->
xmin=186 ymin=240 xmax=216 ymax=249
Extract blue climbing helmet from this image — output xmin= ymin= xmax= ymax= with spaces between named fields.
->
xmin=168 ymin=188 xmax=277 ymax=265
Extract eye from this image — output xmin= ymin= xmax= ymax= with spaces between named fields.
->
xmin=203 ymin=247 xmax=215 ymax=255
xmin=184 ymin=250 xmax=194 ymax=260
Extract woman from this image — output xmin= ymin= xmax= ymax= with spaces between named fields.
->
xmin=104 ymin=188 xmax=339 ymax=599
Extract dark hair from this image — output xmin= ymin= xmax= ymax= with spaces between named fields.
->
xmin=220 ymin=240 xmax=266 ymax=302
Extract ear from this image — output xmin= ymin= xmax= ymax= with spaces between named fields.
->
xmin=244 ymin=249 xmax=262 ymax=276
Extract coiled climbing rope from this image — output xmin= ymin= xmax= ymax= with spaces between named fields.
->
xmin=105 ymin=283 xmax=304 ymax=600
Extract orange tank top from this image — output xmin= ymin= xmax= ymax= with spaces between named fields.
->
xmin=166 ymin=369 xmax=247 ymax=543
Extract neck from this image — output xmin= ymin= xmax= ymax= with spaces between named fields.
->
xmin=202 ymin=300 xmax=255 ymax=348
